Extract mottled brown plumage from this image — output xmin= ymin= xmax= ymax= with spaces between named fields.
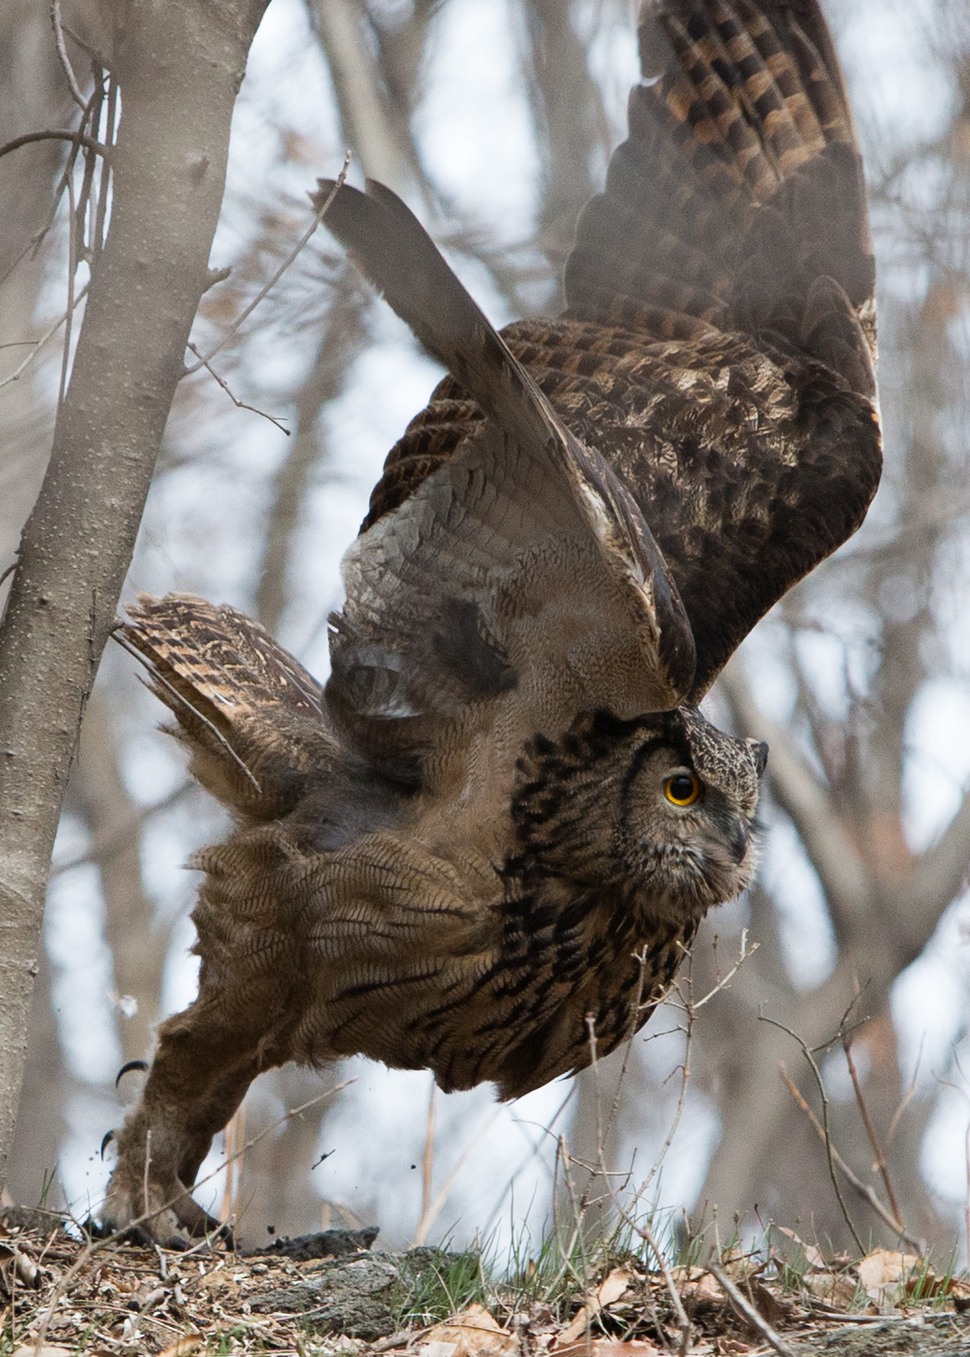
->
xmin=103 ymin=0 xmax=880 ymax=1244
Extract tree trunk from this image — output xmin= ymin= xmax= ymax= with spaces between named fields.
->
xmin=0 ymin=0 xmax=271 ymax=1196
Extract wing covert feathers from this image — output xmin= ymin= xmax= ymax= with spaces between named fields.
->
xmin=315 ymin=179 xmax=697 ymax=761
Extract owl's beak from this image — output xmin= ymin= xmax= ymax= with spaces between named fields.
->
xmin=729 ymin=818 xmax=750 ymax=865
xmin=750 ymin=740 xmax=769 ymax=777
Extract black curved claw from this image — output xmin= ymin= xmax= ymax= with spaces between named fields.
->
xmin=115 ymin=1059 xmax=149 ymax=1088
xmin=100 ymin=1129 xmax=115 ymax=1161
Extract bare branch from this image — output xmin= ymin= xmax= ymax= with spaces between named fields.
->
xmin=900 ymin=782 xmax=970 ymax=937
xmin=842 ymin=1033 xmax=904 ymax=1228
xmin=759 ymin=1013 xmax=865 ymax=1255
xmin=0 ymin=282 xmax=89 ymax=390
xmin=308 ymin=0 xmax=419 ymax=192
xmin=255 ymin=270 xmax=366 ymax=632
xmin=49 ymin=0 xmax=87 ymax=112
xmin=185 ymin=340 xmax=291 ymax=434
xmin=0 ymin=127 xmax=109 ymax=162
xmin=182 ymin=157 xmax=349 ymax=375
xmin=778 ymin=1063 xmax=925 ymax=1255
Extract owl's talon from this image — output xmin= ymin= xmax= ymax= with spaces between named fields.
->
xmin=115 ymin=1060 xmax=149 ymax=1088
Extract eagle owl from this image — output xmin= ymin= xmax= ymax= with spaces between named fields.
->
xmin=103 ymin=0 xmax=880 ymax=1243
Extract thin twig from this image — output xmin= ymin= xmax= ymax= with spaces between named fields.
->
xmin=51 ymin=779 xmax=193 ymax=878
xmin=935 ymin=1050 xmax=970 ymax=1266
xmin=777 ymin=1063 xmax=925 ymax=1255
xmin=639 ymin=933 xmax=756 ymax=1201
xmin=417 ymin=1080 xmax=436 ymax=1245
xmin=708 ymin=1262 xmax=798 ymax=1357
xmin=842 ymin=1033 xmax=904 ymax=1227
xmin=59 ymin=157 xmax=78 ymax=409
xmin=634 ymin=1213 xmax=693 ymax=1357
xmin=412 ymin=1097 xmax=506 ymax=1247
xmin=885 ymin=1032 xmax=924 ymax=1149
xmin=185 ymin=341 xmax=291 ymax=433
xmin=221 ymin=1101 xmax=247 ymax=1225
xmin=760 ymin=1013 xmax=867 ymax=1256
xmin=478 ymin=1084 xmax=576 ymax=1241
xmin=74 ymin=82 xmax=103 ymax=260
xmin=92 ymin=76 xmax=118 ymax=254
xmin=50 ymin=0 xmax=88 ymax=111
xmin=688 ymin=929 xmax=757 ymax=1011
xmin=0 ymin=128 xmax=109 ymax=163
xmin=589 ymin=938 xmax=672 ymax=1208
xmin=183 ymin=153 xmax=351 ymax=375
xmin=0 ymin=81 xmax=102 ymax=290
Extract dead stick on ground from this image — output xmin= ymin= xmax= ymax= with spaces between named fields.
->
xmin=708 ymin=1263 xmax=797 ymax=1357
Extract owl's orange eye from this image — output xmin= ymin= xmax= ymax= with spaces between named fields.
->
xmin=664 ymin=772 xmax=701 ymax=807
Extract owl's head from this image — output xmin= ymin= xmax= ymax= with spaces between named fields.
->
xmin=512 ymin=705 xmax=767 ymax=928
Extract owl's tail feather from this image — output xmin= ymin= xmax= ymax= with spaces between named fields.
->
xmin=566 ymin=0 xmax=876 ymax=393
xmin=119 ymin=594 xmax=339 ymax=821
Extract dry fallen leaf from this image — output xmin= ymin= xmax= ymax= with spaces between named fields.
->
xmin=669 ymin=1267 xmax=722 ymax=1306
xmin=713 ymin=1339 xmax=754 ymax=1356
xmin=158 ymin=1336 xmax=204 ymax=1357
xmin=856 ymin=1249 xmax=921 ymax=1310
xmin=946 ymin=1276 xmax=970 ymax=1309
xmin=421 ymin=1304 xmax=518 ymax=1357
xmin=775 ymin=1227 xmax=826 ymax=1271
xmin=801 ymin=1269 xmax=859 ymax=1310
xmin=743 ymin=1277 xmax=791 ymax=1327
xmin=558 ymin=1267 xmax=633 ymax=1344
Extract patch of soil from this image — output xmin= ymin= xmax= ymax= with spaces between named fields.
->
xmin=792 ymin=1314 xmax=970 ymax=1356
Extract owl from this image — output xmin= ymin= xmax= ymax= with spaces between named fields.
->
xmin=103 ymin=0 xmax=880 ymax=1244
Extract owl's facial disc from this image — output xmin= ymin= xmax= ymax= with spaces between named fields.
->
xmin=618 ymin=711 xmax=766 ymax=923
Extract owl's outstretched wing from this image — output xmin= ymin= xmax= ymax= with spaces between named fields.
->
xmin=316 ymin=180 xmax=696 ymax=772
xmin=562 ymin=0 xmax=881 ymax=695
xmin=357 ymin=0 xmax=881 ymax=700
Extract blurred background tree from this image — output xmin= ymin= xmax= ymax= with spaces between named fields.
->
xmin=3 ymin=0 xmax=970 ymax=1260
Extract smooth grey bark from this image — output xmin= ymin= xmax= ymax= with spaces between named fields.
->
xmin=0 ymin=0 xmax=271 ymax=1195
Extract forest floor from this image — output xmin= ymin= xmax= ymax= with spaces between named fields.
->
xmin=2 ymin=1206 xmax=970 ymax=1357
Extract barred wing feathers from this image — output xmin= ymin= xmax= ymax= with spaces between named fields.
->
xmin=355 ymin=0 xmax=881 ymax=699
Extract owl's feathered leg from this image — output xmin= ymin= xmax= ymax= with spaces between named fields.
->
xmin=102 ymin=1003 xmax=263 ymax=1244
xmin=103 ymin=893 xmax=323 ymax=1246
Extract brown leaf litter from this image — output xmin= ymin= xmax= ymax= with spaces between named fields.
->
xmin=3 ymin=1209 xmax=970 ymax=1356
